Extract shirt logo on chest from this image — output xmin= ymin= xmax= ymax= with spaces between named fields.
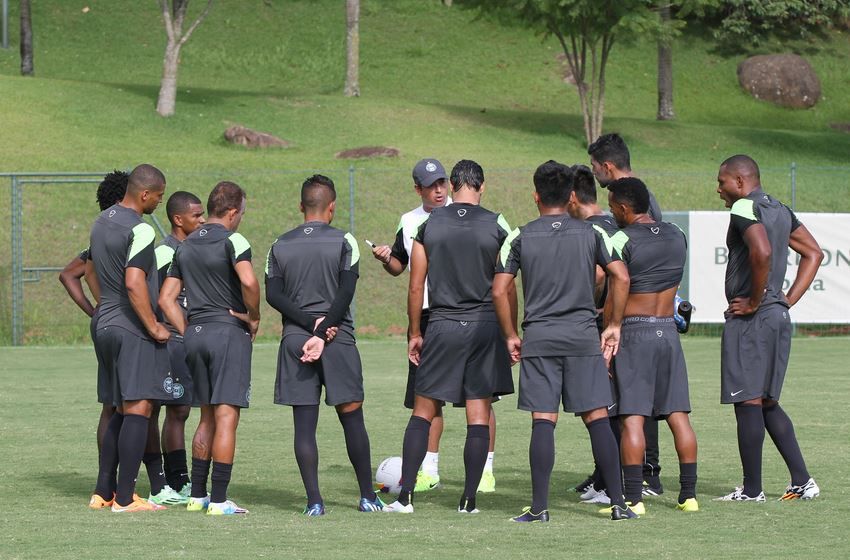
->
xmin=457 ymin=209 xmax=467 ymax=217
xmin=552 ymin=222 xmax=562 ymax=229
xmin=651 ymin=227 xmax=660 ymax=235
xmin=304 ymin=227 xmax=314 ymax=235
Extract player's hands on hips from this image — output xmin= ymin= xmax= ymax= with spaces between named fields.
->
xmin=372 ymin=245 xmax=392 ymax=265
xmin=150 ymin=322 xmax=171 ymax=344
xmin=600 ymin=325 xmax=621 ymax=366
xmin=408 ymin=335 xmax=423 ymax=366
xmin=314 ymin=316 xmax=337 ymax=342
xmin=727 ymin=297 xmax=759 ymax=316
xmin=506 ymin=335 xmax=522 ymax=365
xmin=301 ymin=336 xmax=325 ymax=362
xmin=229 ymin=309 xmax=260 ymax=341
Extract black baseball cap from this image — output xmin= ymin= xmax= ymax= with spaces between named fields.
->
xmin=412 ymin=159 xmax=447 ymax=188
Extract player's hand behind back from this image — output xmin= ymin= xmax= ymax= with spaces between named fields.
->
xmin=229 ymin=309 xmax=260 ymax=341
xmin=150 ymin=322 xmax=171 ymax=344
xmin=301 ymin=336 xmax=325 ymax=363
xmin=506 ymin=335 xmax=522 ymax=365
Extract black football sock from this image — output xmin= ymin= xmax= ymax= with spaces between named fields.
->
xmin=398 ymin=415 xmax=432 ymax=506
xmin=460 ymin=424 xmax=490 ymax=510
xmin=191 ymin=457 xmax=212 ymax=498
xmin=591 ymin=418 xmax=621 ymax=493
xmin=763 ymin=403 xmax=810 ymax=486
xmin=210 ymin=462 xmax=233 ymax=503
xmin=622 ymin=464 xmax=643 ymax=506
xmin=678 ymin=462 xmax=697 ymax=502
xmin=293 ymin=405 xmax=322 ymax=506
xmin=587 ymin=418 xmax=627 ymax=508
xmin=143 ymin=452 xmax=167 ymax=495
xmin=735 ymin=403 xmax=765 ymax=496
xmin=530 ymin=419 xmax=555 ymax=513
xmin=115 ymin=414 xmax=149 ymax=506
xmin=338 ymin=407 xmax=377 ymax=501
xmin=94 ymin=412 xmax=123 ymax=500
xmin=164 ymin=449 xmax=189 ymax=490
xmin=643 ymin=418 xmax=661 ymax=481
xmin=590 ymin=466 xmax=603 ymax=490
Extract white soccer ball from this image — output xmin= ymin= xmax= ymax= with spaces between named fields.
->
xmin=375 ymin=456 xmax=403 ymax=494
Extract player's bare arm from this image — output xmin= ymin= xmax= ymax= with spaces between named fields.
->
xmin=786 ymin=224 xmax=823 ymax=307
xmin=126 ymin=266 xmax=170 ymax=343
xmin=231 ymin=260 xmax=261 ymax=340
xmin=407 ymin=240 xmax=427 ymax=365
xmin=158 ymin=277 xmax=187 ymax=335
xmin=84 ymin=258 xmax=101 ymax=304
xmin=600 ymin=260 xmax=629 ymax=361
xmin=59 ymin=256 xmax=95 ymax=317
xmin=729 ymin=223 xmax=771 ymax=316
xmin=492 ymin=272 xmax=521 ymax=364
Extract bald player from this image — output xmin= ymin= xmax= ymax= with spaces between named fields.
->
xmin=266 ymin=174 xmax=383 ymax=516
xmin=160 ymin=181 xmax=260 ymax=515
xmin=88 ymin=164 xmax=172 ymax=513
xmin=607 ymin=178 xmax=699 ymax=515
xmin=713 ymin=155 xmax=822 ymax=502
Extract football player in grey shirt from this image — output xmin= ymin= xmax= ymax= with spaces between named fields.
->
xmin=493 ymin=161 xmax=635 ymax=522
xmin=713 ymin=155 xmax=822 ymax=502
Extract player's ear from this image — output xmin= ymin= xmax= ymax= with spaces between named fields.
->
xmin=328 ymin=200 xmax=336 ymax=214
xmin=479 ymin=181 xmax=486 ymax=195
xmin=532 ymin=190 xmax=540 ymax=205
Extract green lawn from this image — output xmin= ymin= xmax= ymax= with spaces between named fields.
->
xmin=1 ymin=338 xmax=848 ymax=559
xmin=1 ymin=0 xmax=849 ymax=343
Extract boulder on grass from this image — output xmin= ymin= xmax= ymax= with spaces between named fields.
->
xmin=737 ymin=54 xmax=821 ymax=109
xmin=224 ymin=126 xmax=290 ymax=148
xmin=335 ymin=146 xmax=400 ymax=159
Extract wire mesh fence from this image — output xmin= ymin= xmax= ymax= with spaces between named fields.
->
xmin=3 ymin=163 xmax=849 ymax=345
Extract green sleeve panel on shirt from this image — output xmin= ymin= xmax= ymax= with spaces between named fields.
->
xmin=344 ymin=232 xmax=360 ymax=266
xmin=264 ymin=245 xmax=274 ymax=276
xmin=155 ymin=245 xmax=175 ymax=270
xmin=128 ymin=223 xmax=156 ymax=263
xmin=410 ymin=213 xmax=430 ymax=239
xmin=609 ymin=230 xmax=630 ymax=258
xmin=395 ymin=217 xmax=405 ymax=234
xmin=731 ymin=198 xmax=757 ymax=222
xmin=229 ymin=232 xmax=251 ymax=259
xmin=497 ymin=214 xmax=512 ymax=236
xmin=500 ymin=227 xmax=521 ymax=268
xmin=594 ymin=225 xmax=616 ymax=258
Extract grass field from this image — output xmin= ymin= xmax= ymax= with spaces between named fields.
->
xmin=1 ymin=1 xmax=850 ymax=344
xmin=1 ymin=338 xmax=848 ymax=559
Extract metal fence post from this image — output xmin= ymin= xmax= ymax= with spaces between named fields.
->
xmin=11 ymin=175 xmax=23 ymax=345
xmin=348 ymin=165 xmax=356 ymax=323
xmin=790 ymin=161 xmax=797 ymax=211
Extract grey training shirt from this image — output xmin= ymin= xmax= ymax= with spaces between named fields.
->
xmin=611 ymin=221 xmax=687 ymax=293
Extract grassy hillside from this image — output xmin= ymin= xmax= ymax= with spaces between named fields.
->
xmin=1 ymin=0 xmax=849 ymax=343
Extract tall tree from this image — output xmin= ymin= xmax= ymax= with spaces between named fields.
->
xmin=656 ymin=3 xmax=674 ymax=120
xmin=156 ymin=0 xmax=214 ymax=117
xmin=20 ymin=0 xmax=33 ymax=76
xmin=457 ymin=0 xmax=657 ymax=145
xmin=344 ymin=0 xmax=360 ymax=97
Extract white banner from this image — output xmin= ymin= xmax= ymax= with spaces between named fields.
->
xmin=687 ymin=212 xmax=850 ymax=324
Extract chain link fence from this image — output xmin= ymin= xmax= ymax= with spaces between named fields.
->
xmin=3 ymin=164 xmax=849 ymax=345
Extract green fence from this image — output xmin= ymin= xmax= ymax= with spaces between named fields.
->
xmin=3 ymin=163 xmax=849 ymax=345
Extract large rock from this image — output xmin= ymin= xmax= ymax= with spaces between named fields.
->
xmin=737 ymin=54 xmax=821 ymax=109
xmin=335 ymin=146 xmax=400 ymax=159
xmin=224 ymin=126 xmax=290 ymax=148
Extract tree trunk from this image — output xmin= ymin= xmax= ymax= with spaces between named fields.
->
xmin=156 ymin=42 xmax=180 ymax=117
xmin=656 ymin=5 xmax=675 ymax=121
xmin=20 ymin=0 xmax=33 ymax=76
xmin=344 ymin=0 xmax=360 ymax=97
xmin=442 ymin=0 xmax=453 ymax=6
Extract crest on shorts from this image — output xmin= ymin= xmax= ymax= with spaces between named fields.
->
xmin=457 ymin=209 xmax=467 ymax=217
xmin=460 ymin=321 xmax=469 ymax=326
xmin=651 ymin=227 xmax=660 ymax=235
xmin=195 ymin=325 xmax=202 ymax=333
xmin=172 ymin=383 xmax=185 ymax=399
xmin=304 ymin=227 xmax=314 ymax=235
xmin=163 ymin=376 xmax=174 ymax=394
xmin=425 ymin=162 xmax=437 ymax=173
xmin=552 ymin=221 xmax=562 ymax=229
xmin=656 ymin=330 xmax=663 ymax=337
xmin=199 ymin=229 xmax=208 ymax=237
xmin=108 ymin=209 xmax=116 ymax=217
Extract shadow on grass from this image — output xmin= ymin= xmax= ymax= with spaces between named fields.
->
xmin=93 ymin=81 xmax=339 ymax=107
xmin=428 ymin=103 xmax=587 ymax=146
xmin=728 ymin=126 xmax=850 ymax=163
xmin=36 ymin=470 xmax=93 ymax=498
